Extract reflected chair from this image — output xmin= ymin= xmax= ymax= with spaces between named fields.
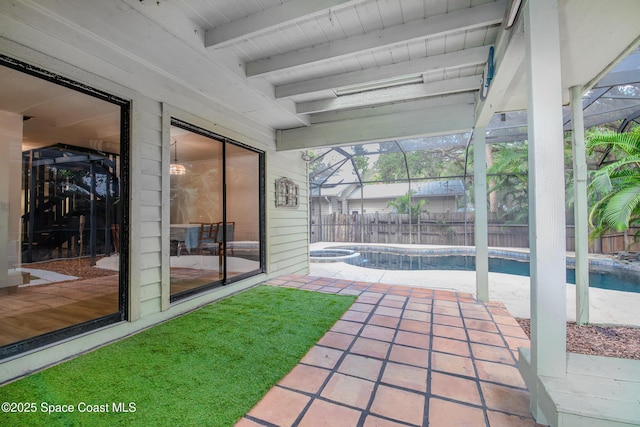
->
xmin=191 ymin=222 xmax=218 ymax=255
xmin=214 ymin=222 xmax=235 ymax=275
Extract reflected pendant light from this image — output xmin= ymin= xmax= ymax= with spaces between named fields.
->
xmin=170 ymin=140 xmax=186 ymax=175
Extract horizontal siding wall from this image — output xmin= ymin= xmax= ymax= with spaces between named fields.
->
xmin=132 ymin=97 xmax=164 ymax=319
xmin=267 ymin=150 xmax=310 ymax=276
xmin=0 ymin=15 xmax=311 ymax=382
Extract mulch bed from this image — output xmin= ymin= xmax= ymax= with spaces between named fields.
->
xmin=516 ymin=318 xmax=640 ymax=360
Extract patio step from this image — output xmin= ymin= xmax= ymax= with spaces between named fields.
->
xmin=520 ymin=349 xmax=640 ymax=427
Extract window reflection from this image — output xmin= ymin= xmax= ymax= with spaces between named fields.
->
xmin=225 ymin=144 xmax=261 ymax=279
xmin=0 ymin=61 xmax=125 ymax=357
xmin=169 ymin=123 xmax=263 ymax=298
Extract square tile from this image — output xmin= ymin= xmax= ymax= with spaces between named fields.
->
xmin=381 ymin=362 xmax=428 ymax=392
xmin=388 ymin=344 xmax=429 ymax=368
xmin=321 ymin=373 xmax=375 ymax=409
xmin=465 ymin=319 xmax=499 ymax=333
xmin=394 ymin=330 xmax=430 ymax=349
xmin=342 ymin=310 xmax=370 ymax=322
xmin=351 ymin=337 xmax=391 ymax=359
xmin=480 ymin=382 xmax=532 ymax=417
xmin=432 ymin=336 xmax=471 ymax=357
xmin=430 ymin=371 xmax=482 ymax=405
xmin=467 ymin=329 xmax=505 ymax=347
xmin=433 ymin=314 xmax=464 ymax=327
xmin=361 ymin=324 xmax=396 ymax=342
xmin=432 ymin=324 xmax=468 ymax=341
xmin=492 ymin=314 xmax=522 ymax=326
xmin=375 ymin=306 xmax=403 ymax=318
xmin=428 ymin=397 xmax=486 ymax=427
xmin=351 ymin=302 xmax=375 ymax=313
xmin=332 ymin=319 xmax=364 ymax=335
xmin=384 ymin=294 xmax=407 ymax=302
xmin=279 ymin=364 xmax=330 ymax=394
xmin=406 ymin=301 xmax=431 ymax=312
xmin=317 ymin=331 xmax=355 ymax=350
xmin=433 ymin=297 xmax=459 ymax=306
xmin=433 ymin=305 xmax=461 ymax=316
xmin=470 ymin=342 xmax=516 ymax=364
xmin=247 ymin=386 xmax=310 ymax=426
xmin=398 ymin=318 xmax=430 ymax=334
xmin=369 ymin=314 xmax=401 ymax=329
xmin=461 ymin=310 xmax=493 ymax=321
xmin=379 ymin=298 xmax=405 ymax=308
xmin=298 ymin=399 xmax=362 ymax=427
xmin=403 ymin=310 xmax=431 ymax=322
xmin=338 ymin=354 xmax=383 ymax=381
xmin=370 ymin=385 xmax=425 ymax=426
xmin=497 ymin=323 xmax=528 ymax=339
xmin=301 ymin=346 xmax=344 ymax=369
xmin=431 ymin=352 xmax=476 ymax=378
xmin=504 ymin=336 xmax=530 ymax=352
xmin=475 ymin=360 xmax=526 ymax=388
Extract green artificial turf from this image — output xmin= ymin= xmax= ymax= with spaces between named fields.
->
xmin=0 ymin=285 xmax=355 ymax=426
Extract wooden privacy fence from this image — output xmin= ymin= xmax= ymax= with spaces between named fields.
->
xmin=310 ymin=212 xmax=640 ymax=254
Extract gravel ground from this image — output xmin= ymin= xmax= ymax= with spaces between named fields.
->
xmin=516 ymin=318 xmax=640 ymax=360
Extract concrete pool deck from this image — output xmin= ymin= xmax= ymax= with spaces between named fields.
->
xmin=310 ymin=243 xmax=640 ymax=327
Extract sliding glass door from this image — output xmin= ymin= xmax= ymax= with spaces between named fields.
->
xmin=169 ymin=120 xmax=264 ymax=300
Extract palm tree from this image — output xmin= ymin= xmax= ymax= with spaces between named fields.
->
xmin=486 ymin=142 xmax=529 ymax=223
xmin=387 ymin=191 xmax=426 ymax=217
xmin=587 ymin=126 xmax=640 ymax=239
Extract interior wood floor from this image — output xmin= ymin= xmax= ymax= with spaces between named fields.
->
xmin=0 ymin=266 xmax=251 ymax=346
xmin=0 ymin=276 xmax=119 ymax=346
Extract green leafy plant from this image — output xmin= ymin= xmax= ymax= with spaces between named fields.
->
xmin=387 ymin=191 xmax=426 ymax=217
xmin=587 ymin=127 xmax=640 ymax=239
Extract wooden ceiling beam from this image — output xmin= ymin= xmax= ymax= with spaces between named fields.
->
xmin=204 ymin=0 xmax=369 ymax=49
xmin=276 ymin=46 xmax=490 ymax=99
xmin=247 ymin=0 xmax=507 ymax=77
xmin=296 ymin=75 xmax=481 ymax=114
xmin=277 ymin=101 xmax=475 ymax=150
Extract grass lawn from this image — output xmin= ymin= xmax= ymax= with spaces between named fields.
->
xmin=0 ymin=285 xmax=355 ymax=426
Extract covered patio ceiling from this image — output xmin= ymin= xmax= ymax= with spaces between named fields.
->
xmin=3 ymin=0 xmax=639 ymax=151
xmin=309 ymin=46 xmax=640 ymax=191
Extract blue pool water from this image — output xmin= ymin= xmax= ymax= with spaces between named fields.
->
xmin=345 ymin=251 xmax=640 ymax=294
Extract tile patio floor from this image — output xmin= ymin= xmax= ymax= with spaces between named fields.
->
xmin=236 ymin=275 xmax=544 ymax=427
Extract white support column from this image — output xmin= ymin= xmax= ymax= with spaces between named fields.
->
xmin=525 ymin=0 xmax=567 ymax=412
xmin=474 ymin=128 xmax=489 ymax=301
xmin=571 ymin=86 xmax=590 ymax=325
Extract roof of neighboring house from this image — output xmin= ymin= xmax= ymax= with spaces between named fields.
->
xmin=310 ymin=183 xmax=354 ymax=198
xmin=344 ymin=180 xmax=466 ymax=200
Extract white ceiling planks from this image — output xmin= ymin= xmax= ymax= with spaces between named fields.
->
xmin=204 ymin=0 xmax=369 ymax=49
xmin=243 ymin=1 xmax=505 ymax=77
xmin=4 ymin=0 xmax=639 ymax=152
xmin=275 ymin=46 xmax=489 ymax=99
xmin=194 ymin=0 xmax=504 ymax=148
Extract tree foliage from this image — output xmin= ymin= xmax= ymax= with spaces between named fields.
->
xmin=372 ymin=147 xmax=466 ymax=181
xmin=587 ymin=126 xmax=640 ymax=238
xmin=486 ymin=142 xmax=529 ymax=223
xmin=386 ymin=191 xmax=426 ymax=216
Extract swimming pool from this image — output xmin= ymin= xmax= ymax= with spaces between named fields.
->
xmin=330 ymin=246 xmax=640 ymax=294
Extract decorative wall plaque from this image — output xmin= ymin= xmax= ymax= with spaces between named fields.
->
xmin=275 ymin=177 xmax=299 ymax=208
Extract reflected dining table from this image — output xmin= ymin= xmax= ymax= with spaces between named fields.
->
xmin=169 ymin=223 xmax=201 ymax=255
